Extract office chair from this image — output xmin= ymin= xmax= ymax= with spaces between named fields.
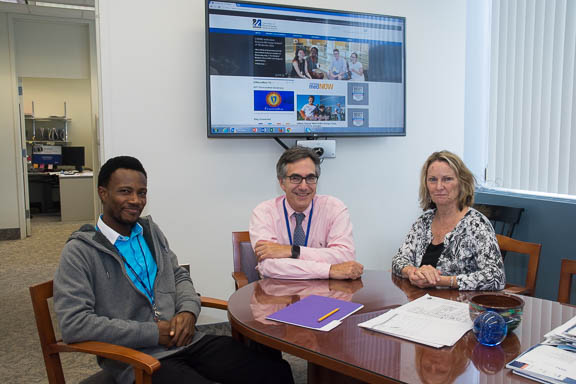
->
xmin=474 ymin=204 xmax=524 ymax=259
xmin=231 ymin=231 xmax=260 ymax=290
xmin=497 ymin=234 xmax=541 ymax=296
xmin=30 ymin=266 xmax=227 ymax=384
xmin=558 ymin=259 xmax=576 ymax=304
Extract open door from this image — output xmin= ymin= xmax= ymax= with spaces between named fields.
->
xmin=17 ymin=78 xmax=31 ymax=237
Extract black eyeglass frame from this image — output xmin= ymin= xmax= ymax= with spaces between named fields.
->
xmin=285 ymin=174 xmax=319 ymax=184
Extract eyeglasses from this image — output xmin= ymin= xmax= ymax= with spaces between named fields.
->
xmin=286 ymin=174 xmax=318 ymax=184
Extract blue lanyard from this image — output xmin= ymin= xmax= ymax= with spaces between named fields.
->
xmin=96 ymin=224 xmax=161 ymax=321
xmin=116 ymin=237 xmax=162 ymax=321
xmin=283 ymin=198 xmax=314 ymax=246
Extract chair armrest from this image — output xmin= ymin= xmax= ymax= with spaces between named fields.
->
xmin=201 ymin=296 xmax=228 ymax=310
xmin=504 ymin=284 xmax=532 ymax=296
xmin=232 ymin=272 xmax=249 ymax=289
xmin=51 ymin=341 xmax=161 ymax=375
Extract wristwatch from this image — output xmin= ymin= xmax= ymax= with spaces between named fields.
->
xmin=291 ymin=245 xmax=301 ymax=259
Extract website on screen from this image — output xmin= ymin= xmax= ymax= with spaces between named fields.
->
xmin=207 ymin=1 xmax=405 ymax=135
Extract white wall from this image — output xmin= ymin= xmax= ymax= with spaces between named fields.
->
xmin=0 ymin=13 xmax=21 ymax=230
xmin=98 ymin=0 xmax=466 ymax=323
xmin=14 ymin=19 xmax=90 ymax=79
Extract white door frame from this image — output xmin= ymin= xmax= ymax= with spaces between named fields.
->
xmin=7 ymin=12 xmax=100 ymax=238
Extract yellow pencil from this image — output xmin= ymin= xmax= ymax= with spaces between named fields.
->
xmin=317 ymin=308 xmax=340 ymax=322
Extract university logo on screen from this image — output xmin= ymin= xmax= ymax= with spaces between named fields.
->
xmin=253 ymin=90 xmax=295 ymax=112
xmin=266 ymin=92 xmax=282 ymax=108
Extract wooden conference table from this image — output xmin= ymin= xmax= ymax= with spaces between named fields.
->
xmin=227 ymin=270 xmax=576 ymax=384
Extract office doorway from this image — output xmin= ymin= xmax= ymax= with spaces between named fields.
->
xmin=7 ymin=6 xmax=100 ymax=237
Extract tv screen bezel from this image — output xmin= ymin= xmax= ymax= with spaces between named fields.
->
xmin=205 ymin=0 xmax=406 ymax=138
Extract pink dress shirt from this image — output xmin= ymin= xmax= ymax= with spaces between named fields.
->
xmin=249 ymin=194 xmax=356 ymax=279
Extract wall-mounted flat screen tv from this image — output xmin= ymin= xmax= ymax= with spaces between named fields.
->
xmin=206 ymin=0 xmax=405 ymax=137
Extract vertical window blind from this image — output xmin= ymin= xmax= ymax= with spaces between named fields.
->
xmin=486 ymin=0 xmax=576 ymax=196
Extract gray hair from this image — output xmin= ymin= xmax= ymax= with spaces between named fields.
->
xmin=276 ymin=146 xmax=321 ymax=179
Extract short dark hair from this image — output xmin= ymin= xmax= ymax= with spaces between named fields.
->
xmin=98 ymin=156 xmax=147 ymax=187
xmin=276 ymin=146 xmax=321 ymax=179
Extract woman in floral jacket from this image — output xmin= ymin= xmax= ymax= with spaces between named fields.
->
xmin=392 ymin=151 xmax=505 ymax=291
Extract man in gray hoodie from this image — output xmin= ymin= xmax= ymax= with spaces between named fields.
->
xmin=54 ymin=156 xmax=293 ymax=384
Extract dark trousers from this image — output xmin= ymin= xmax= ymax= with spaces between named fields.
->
xmin=152 ymin=335 xmax=294 ymax=384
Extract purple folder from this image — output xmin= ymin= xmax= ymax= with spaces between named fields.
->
xmin=266 ymin=295 xmax=364 ymax=331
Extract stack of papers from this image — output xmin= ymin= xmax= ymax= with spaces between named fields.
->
xmin=544 ymin=314 xmax=576 ymax=348
xmin=358 ymin=294 xmax=472 ymax=348
xmin=506 ymin=315 xmax=576 ymax=384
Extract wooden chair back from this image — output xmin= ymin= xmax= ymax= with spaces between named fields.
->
xmin=232 ymin=231 xmax=260 ymax=290
xmin=558 ymin=259 xmax=576 ymax=304
xmin=30 ymin=280 xmax=66 ymax=383
xmin=497 ymin=234 xmax=541 ymax=296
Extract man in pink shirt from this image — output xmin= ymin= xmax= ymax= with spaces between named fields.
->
xmin=249 ymin=147 xmax=364 ymax=280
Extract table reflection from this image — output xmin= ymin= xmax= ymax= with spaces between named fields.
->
xmin=415 ymin=333 xmax=474 ymax=384
xmin=471 ymin=333 xmax=521 ymax=374
xmin=391 ymin=274 xmax=480 ymax=304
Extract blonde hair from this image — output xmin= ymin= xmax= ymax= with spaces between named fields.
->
xmin=418 ymin=150 xmax=476 ymax=211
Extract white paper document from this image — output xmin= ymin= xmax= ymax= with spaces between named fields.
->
xmin=358 ymin=294 xmax=473 ymax=348
xmin=506 ymin=344 xmax=576 ymax=384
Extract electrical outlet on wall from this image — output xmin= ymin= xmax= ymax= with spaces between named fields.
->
xmin=296 ymin=140 xmax=336 ymax=158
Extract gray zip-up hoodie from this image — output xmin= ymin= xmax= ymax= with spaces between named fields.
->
xmin=54 ymin=215 xmax=204 ymax=383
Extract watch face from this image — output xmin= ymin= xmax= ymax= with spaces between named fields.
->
xmin=291 ymin=245 xmax=301 ymax=258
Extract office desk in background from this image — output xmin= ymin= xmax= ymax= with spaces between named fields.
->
xmin=28 ymin=171 xmax=94 ymax=222
xmin=227 ymin=271 xmax=576 ymax=384
xmin=58 ymin=171 xmax=94 ymax=222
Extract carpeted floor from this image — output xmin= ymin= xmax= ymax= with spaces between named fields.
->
xmin=0 ymin=216 xmax=306 ymax=383
xmin=0 ymin=216 xmax=101 ymax=383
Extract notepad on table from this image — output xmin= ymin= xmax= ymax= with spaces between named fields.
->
xmin=266 ymin=294 xmax=364 ymax=331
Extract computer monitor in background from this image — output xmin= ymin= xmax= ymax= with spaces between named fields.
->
xmin=62 ymin=146 xmax=85 ymax=172
xmin=32 ymin=145 xmax=62 ymax=167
